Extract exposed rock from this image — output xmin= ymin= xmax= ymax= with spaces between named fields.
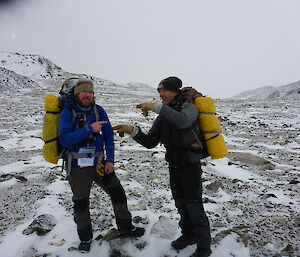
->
xmin=262 ymin=163 xmax=276 ymax=170
xmin=259 ymin=193 xmax=277 ymax=200
xmin=150 ymin=215 xmax=177 ymax=239
xmin=280 ymin=244 xmax=295 ymax=257
xmin=0 ymin=174 xmax=13 ymax=182
xmin=203 ymin=197 xmax=217 ymax=204
xmin=14 ymin=175 xmax=27 ymax=182
xmin=102 ymin=228 xmax=119 ymax=241
xmin=212 ymin=221 xmax=226 ymax=228
xmin=133 ymin=240 xmax=147 ymax=250
xmin=22 ymin=214 xmax=57 ymax=236
xmin=49 ymin=238 xmax=65 ymax=246
xmin=108 ymin=237 xmax=134 ymax=257
xmin=206 ymin=181 xmax=223 ymax=193
xmin=109 ymin=248 xmax=132 ymax=257
xmin=289 ymin=179 xmax=299 ymax=185
xmin=230 ymin=152 xmax=271 ymax=166
xmin=132 ymin=216 xmax=149 ymax=224
xmin=0 ymin=174 xmax=27 ymax=182
xmin=294 ymin=215 xmax=300 ymax=227
xmin=212 ymin=229 xmax=232 ymax=244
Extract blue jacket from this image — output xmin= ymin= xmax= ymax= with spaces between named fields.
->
xmin=59 ymin=103 xmax=114 ymax=166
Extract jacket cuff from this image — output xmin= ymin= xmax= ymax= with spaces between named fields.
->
xmin=105 ymin=159 xmax=114 ymax=164
xmin=154 ymin=102 xmax=163 ymax=113
xmin=131 ymin=126 xmax=140 ymax=138
xmin=85 ymin=124 xmax=93 ymax=133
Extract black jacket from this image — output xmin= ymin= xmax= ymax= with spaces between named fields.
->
xmin=133 ymin=97 xmax=203 ymax=166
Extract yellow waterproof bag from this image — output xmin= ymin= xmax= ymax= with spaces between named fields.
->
xmin=42 ymin=94 xmax=61 ymax=164
xmin=194 ymin=97 xmax=228 ymax=159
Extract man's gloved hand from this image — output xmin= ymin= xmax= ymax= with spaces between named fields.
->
xmin=136 ymin=102 xmax=155 ymax=117
xmin=112 ymin=125 xmax=134 ymax=137
xmin=105 ymin=162 xmax=114 ymax=174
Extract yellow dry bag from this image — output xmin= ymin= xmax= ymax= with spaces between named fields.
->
xmin=194 ymin=96 xmax=228 ymax=159
xmin=42 ymin=94 xmax=61 ymax=164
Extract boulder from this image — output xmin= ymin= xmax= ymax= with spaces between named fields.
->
xmin=23 ymin=214 xmax=57 ymax=236
xmin=230 ymin=152 xmax=272 ymax=167
xmin=150 ymin=215 xmax=177 ymax=239
xmin=206 ymin=181 xmax=224 ymax=193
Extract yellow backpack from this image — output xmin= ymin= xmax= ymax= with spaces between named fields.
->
xmin=42 ymin=78 xmax=78 ymax=164
xmin=42 ymin=94 xmax=61 ymax=164
xmin=182 ymin=87 xmax=228 ymax=159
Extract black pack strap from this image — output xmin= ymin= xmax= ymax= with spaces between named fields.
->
xmin=44 ymin=137 xmax=58 ymax=144
xmin=206 ymin=134 xmax=220 ymax=141
xmin=191 ymin=129 xmax=204 ymax=149
xmin=200 ymin=130 xmax=221 ymax=141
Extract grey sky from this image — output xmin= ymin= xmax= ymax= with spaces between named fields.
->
xmin=0 ymin=0 xmax=299 ymax=98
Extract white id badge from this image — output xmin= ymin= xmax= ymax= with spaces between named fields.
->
xmin=78 ymin=147 xmax=96 ymax=168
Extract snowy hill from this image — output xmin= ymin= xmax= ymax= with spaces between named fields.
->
xmin=0 ymin=51 xmax=66 ymax=83
xmin=229 ymin=81 xmax=300 ymax=100
xmin=0 ymin=51 xmax=156 ymax=95
xmin=0 ymin=52 xmax=299 ymax=257
xmin=0 ymin=66 xmax=40 ymax=93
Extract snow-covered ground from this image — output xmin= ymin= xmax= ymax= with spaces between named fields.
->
xmin=0 ymin=52 xmax=299 ymax=257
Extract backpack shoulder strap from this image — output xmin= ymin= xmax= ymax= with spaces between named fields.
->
xmin=94 ymin=105 xmax=101 ymax=122
xmin=181 ymin=87 xmax=203 ymax=101
xmin=71 ymin=105 xmax=101 ymax=125
xmin=71 ymin=108 xmax=78 ymax=125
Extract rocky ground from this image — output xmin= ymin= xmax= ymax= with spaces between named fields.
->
xmin=0 ymin=86 xmax=299 ymax=256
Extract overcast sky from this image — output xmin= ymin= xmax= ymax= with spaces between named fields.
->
xmin=0 ymin=0 xmax=300 ymax=98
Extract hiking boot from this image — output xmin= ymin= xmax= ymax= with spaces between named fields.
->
xmin=171 ymin=234 xmax=195 ymax=250
xmin=78 ymin=239 xmax=92 ymax=253
xmin=190 ymin=245 xmax=212 ymax=257
xmin=118 ymin=227 xmax=145 ymax=238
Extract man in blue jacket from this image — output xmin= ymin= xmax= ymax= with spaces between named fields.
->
xmin=59 ymin=77 xmax=144 ymax=253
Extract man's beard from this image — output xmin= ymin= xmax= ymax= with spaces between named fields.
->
xmin=77 ymin=98 xmax=94 ymax=107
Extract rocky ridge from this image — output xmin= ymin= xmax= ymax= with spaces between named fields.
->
xmin=229 ymin=80 xmax=300 ymax=101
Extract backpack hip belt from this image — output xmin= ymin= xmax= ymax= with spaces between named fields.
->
xmin=66 ymin=151 xmax=104 ymax=176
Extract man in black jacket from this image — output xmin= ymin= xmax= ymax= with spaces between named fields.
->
xmin=113 ymin=77 xmax=211 ymax=257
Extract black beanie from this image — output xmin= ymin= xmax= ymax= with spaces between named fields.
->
xmin=157 ymin=76 xmax=182 ymax=93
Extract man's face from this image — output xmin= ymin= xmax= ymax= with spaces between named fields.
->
xmin=77 ymin=90 xmax=94 ymax=107
xmin=158 ymin=88 xmax=177 ymax=104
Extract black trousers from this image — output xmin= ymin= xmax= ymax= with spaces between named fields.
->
xmin=68 ymin=166 xmax=133 ymax=241
xmin=169 ymin=162 xmax=211 ymax=249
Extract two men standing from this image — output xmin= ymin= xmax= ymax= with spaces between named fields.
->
xmin=59 ymin=76 xmax=211 ymax=256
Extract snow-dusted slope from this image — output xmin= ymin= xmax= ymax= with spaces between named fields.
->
xmin=0 ymin=52 xmax=299 ymax=257
xmin=0 ymin=51 xmax=64 ymax=80
xmin=229 ymin=81 xmax=300 ymax=100
xmin=0 ymin=66 xmax=40 ymax=93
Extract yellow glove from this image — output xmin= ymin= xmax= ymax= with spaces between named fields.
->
xmin=136 ymin=102 xmax=155 ymax=117
xmin=112 ymin=125 xmax=134 ymax=137
xmin=96 ymin=160 xmax=105 ymax=176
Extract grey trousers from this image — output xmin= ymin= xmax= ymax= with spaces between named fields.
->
xmin=68 ymin=166 xmax=133 ymax=241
